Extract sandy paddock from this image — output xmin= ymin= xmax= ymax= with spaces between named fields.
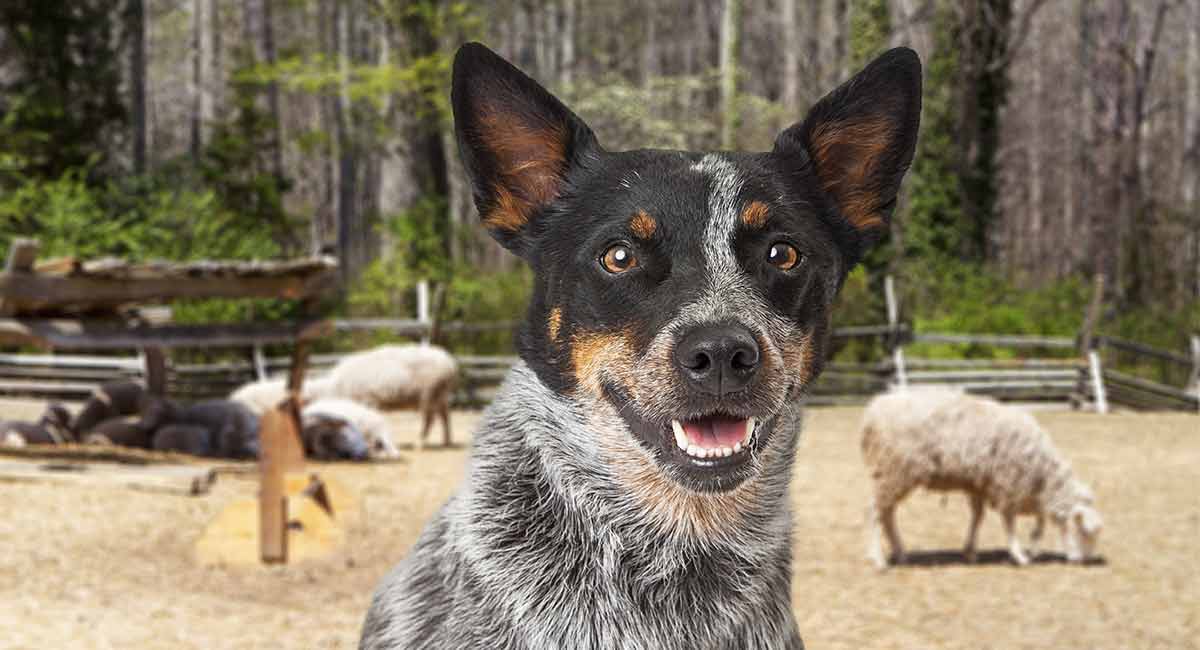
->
xmin=0 ymin=397 xmax=1196 ymax=649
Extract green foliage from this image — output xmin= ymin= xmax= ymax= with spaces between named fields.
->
xmin=901 ymin=2 xmax=967 ymax=265
xmin=848 ymin=0 xmax=891 ymax=71
xmin=0 ymin=1 xmax=126 ymax=184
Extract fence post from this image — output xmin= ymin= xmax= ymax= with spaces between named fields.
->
xmin=141 ymin=346 xmax=168 ymax=397
xmin=1088 ymin=349 xmax=1109 ymax=414
xmin=1075 ymin=273 xmax=1106 ymax=411
xmin=416 ymin=280 xmax=430 ymax=345
xmin=884 ymin=275 xmax=908 ymax=387
xmin=252 ymin=344 xmax=268 ymax=381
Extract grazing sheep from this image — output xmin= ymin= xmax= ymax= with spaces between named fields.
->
xmin=861 ymin=388 xmax=1103 ymax=568
xmin=302 ymin=398 xmax=400 ymax=459
xmin=321 ymin=345 xmax=457 ymax=449
xmin=0 ymin=403 xmax=73 ymax=446
xmin=72 ymin=381 xmax=148 ymax=436
xmin=146 ymin=399 xmax=261 ymax=459
xmin=300 ymin=412 xmax=370 ymax=461
xmin=229 ymin=344 xmax=457 ymax=448
xmin=81 ymin=416 xmax=153 ymax=449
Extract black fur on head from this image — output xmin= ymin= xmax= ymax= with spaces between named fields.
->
xmin=452 ymin=42 xmax=920 ymax=493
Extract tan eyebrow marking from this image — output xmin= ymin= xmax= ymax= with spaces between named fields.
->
xmin=740 ymin=200 xmax=770 ymax=228
xmin=630 ymin=210 xmax=657 ymax=239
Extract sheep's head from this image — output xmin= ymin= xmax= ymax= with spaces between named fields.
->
xmin=1066 ymin=481 xmax=1102 ymax=563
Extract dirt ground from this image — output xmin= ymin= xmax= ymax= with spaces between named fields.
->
xmin=0 ymin=397 xmax=1196 ymax=650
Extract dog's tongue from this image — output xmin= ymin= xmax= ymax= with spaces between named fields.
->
xmin=682 ymin=416 xmax=747 ymax=448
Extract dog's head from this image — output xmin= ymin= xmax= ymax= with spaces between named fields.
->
xmin=452 ymin=43 xmax=920 ymax=494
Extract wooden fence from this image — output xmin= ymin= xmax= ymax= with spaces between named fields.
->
xmin=0 ymin=279 xmax=1196 ymax=412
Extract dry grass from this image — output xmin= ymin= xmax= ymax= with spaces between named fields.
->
xmin=0 ymin=398 xmax=1196 ymax=649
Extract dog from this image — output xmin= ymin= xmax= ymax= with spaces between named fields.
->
xmin=360 ymin=42 xmax=921 ymax=650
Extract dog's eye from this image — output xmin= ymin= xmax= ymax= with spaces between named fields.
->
xmin=600 ymin=244 xmax=638 ymax=274
xmin=767 ymin=242 xmax=801 ymax=270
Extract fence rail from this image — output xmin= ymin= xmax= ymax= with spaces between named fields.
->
xmin=1 ymin=278 xmax=1196 ymax=412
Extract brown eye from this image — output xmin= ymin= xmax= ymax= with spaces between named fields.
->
xmin=601 ymin=244 xmax=638 ymax=274
xmin=767 ymin=242 xmax=800 ymax=270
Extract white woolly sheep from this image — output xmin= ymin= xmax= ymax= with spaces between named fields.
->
xmin=229 ymin=344 xmax=457 ymax=449
xmin=861 ymin=388 xmax=1103 ymax=568
xmin=302 ymin=398 xmax=400 ymax=459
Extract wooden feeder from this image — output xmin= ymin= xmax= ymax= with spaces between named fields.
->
xmin=0 ymin=238 xmax=353 ymax=565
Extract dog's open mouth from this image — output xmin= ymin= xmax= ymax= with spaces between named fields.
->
xmin=670 ymin=416 xmax=755 ymax=460
xmin=603 ymin=384 xmax=769 ymax=492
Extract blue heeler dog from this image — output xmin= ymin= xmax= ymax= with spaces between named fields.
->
xmin=361 ymin=42 xmax=921 ymax=649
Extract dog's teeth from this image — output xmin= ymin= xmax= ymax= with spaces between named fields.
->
xmin=733 ymin=441 xmax=743 ymax=454
xmin=671 ymin=420 xmax=688 ymax=450
xmin=686 ymin=444 xmax=699 ymax=457
xmin=743 ymin=418 xmax=756 ymax=444
xmin=722 ymin=446 xmax=732 ymax=457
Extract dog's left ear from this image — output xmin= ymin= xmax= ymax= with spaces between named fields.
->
xmin=451 ymin=42 xmax=600 ymax=256
xmin=773 ymin=47 xmax=921 ymax=257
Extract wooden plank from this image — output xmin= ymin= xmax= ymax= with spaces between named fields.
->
xmin=0 ymin=318 xmax=332 ymax=350
xmin=1103 ymin=369 xmax=1200 ymax=404
xmin=0 ymin=352 xmax=142 ymax=370
xmin=1099 ymin=336 xmax=1193 ymax=367
xmin=0 ymin=460 xmax=215 ymax=496
xmin=0 ymin=268 xmax=336 ymax=315
xmin=142 ymin=347 xmax=167 ymax=396
xmin=912 ymin=333 xmax=1076 ymax=348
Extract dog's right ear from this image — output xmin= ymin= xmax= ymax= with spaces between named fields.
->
xmin=451 ymin=42 xmax=599 ymax=256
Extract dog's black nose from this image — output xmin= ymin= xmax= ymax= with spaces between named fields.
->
xmin=674 ymin=325 xmax=761 ymax=395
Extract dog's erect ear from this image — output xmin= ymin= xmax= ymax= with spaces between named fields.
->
xmin=774 ymin=47 xmax=921 ymax=251
xmin=451 ymin=42 xmax=599 ymax=255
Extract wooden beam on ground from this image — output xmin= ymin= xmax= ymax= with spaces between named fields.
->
xmin=0 ymin=318 xmax=332 ymax=350
xmin=0 ymin=460 xmax=216 ymax=496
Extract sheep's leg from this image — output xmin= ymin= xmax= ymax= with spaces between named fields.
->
xmin=439 ymin=396 xmax=452 ymax=448
xmin=880 ymin=502 xmax=906 ymax=566
xmin=865 ymin=497 xmax=887 ymax=570
xmin=417 ymin=389 xmax=434 ymax=451
xmin=1003 ymin=511 xmax=1030 ymax=566
xmin=1028 ymin=514 xmax=1045 ymax=559
xmin=964 ymin=493 xmax=985 ymax=563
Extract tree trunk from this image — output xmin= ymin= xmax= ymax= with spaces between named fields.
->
xmin=718 ymin=0 xmax=741 ymax=149
xmin=781 ymin=0 xmax=799 ymax=114
xmin=262 ymin=0 xmax=283 ymax=183
xmin=128 ymin=0 xmax=146 ymax=174
xmin=190 ymin=0 xmax=204 ymax=161
xmin=561 ymin=0 xmax=576 ymax=86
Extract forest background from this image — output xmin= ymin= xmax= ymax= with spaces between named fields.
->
xmin=1 ymin=0 xmax=1197 ymax=357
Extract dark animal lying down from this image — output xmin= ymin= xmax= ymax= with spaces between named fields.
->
xmin=0 ymin=403 xmax=73 ymax=446
xmin=145 ymin=399 xmax=261 ymax=459
xmin=82 ymin=417 xmax=153 ymax=449
xmin=300 ymin=412 xmax=370 ymax=461
xmin=72 ymin=381 xmax=149 ymax=436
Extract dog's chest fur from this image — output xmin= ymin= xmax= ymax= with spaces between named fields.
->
xmin=361 ymin=365 xmax=805 ymax=650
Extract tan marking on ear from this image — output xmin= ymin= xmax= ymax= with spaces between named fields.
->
xmin=484 ymin=184 xmax=534 ymax=232
xmin=477 ymin=106 xmax=569 ymax=231
xmin=570 ymin=331 xmax=636 ymax=395
xmin=629 ymin=210 xmax=657 ymax=239
xmin=547 ymin=307 xmax=563 ymax=341
xmin=808 ymin=118 xmax=893 ymax=231
xmin=740 ymin=201 xmax=770 ymax=228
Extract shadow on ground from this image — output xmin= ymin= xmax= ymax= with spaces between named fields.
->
xmin=891 ymin=549 xmax=1108 ymax=568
